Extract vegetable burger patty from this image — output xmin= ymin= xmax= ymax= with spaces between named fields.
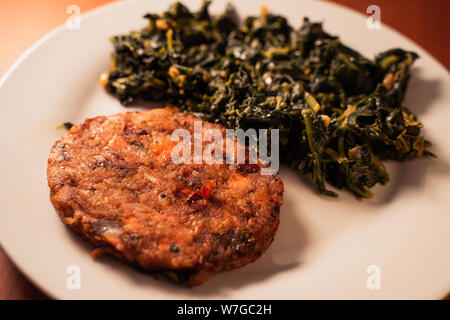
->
xmin=47 ymin=107 xmax=283 ymax=286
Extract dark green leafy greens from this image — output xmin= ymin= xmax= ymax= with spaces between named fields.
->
xmin=105 ymin=1 xmax=433 ymax=199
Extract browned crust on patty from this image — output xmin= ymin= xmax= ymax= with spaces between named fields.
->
xmin=47 ymin=107 xmax=283 ymax=286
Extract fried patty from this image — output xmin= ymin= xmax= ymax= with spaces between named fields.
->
xmin=47 ymin=107 xmax=283 ymax=286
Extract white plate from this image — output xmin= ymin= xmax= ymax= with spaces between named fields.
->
xmin=1 ymin=0 xmax=449 ymax=300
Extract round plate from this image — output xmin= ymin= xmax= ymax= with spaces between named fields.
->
xmin=1 ymin=0 xmax=449 ymax=299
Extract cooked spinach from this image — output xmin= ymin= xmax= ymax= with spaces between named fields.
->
xmin=105 ymin=1 xmax=433 ymax=199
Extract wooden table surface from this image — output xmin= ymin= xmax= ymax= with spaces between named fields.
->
xmin=0 ymin=0 xmax=448 ymax=300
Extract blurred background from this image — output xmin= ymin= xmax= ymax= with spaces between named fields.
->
xmin=0 ymin=0 xmax=448 ymax=299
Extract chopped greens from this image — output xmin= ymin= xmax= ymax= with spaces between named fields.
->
xmin=105 ymin=1 xmax=433 ymax=199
